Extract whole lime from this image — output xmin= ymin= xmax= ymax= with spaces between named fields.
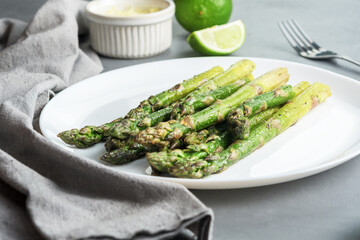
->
xmin=174 ymin=0 xmax=233 ymax=32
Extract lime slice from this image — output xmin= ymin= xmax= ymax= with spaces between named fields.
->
xmin=187 ymin=20 xmax=246 ymax=56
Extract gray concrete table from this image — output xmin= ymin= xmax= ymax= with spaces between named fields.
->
xmin=2 ymin=0 xmax=360 ymax=239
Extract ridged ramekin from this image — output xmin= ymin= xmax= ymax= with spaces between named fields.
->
xmin=85 ymin=0 xmax=175 ymax=58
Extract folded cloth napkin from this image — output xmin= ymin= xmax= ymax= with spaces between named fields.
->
xmin=0 ymin=0 xmax=213 ymax=239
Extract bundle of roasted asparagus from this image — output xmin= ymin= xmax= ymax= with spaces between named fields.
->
xmin=58 ymin=59 xmax=331 ymax=178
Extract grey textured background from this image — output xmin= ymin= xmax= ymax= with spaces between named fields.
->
xmin=1 ymin=0 xmax=360 ymax=239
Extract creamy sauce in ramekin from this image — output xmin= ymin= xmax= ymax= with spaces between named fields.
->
xmin=105 ymin=5 xmax=162 ymax=16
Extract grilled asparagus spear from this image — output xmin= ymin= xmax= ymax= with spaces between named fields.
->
xmin=169 ymin=82 xmax=331 ymax=178
xmin=105 ymin=123 xmax=228 ymax=166
xmin=102 ymin=125 xmax=226 ymax=165
xmin=101 ymin=146 xmax=147 ymax=165
xmin=228 ymin=108 xmax=280 ymax=140
xmin=227 ymin=81 xmax=311 ymax=139
xmin=57 ymin=117 xmax=123 ymax=148
xmin=178 ymin=60 xmax=256 ymax=105
xmin=148 ymin=66 xmax=224 ymax=110
xmin=183 ymin=125 xmax=223 ymax=146
xmin=136 ymin=68 xmax=290 ymax=149
xmin=146 ymin=130 xmax=231 ymax=173
xmin=173 ymin=78 xmax=252 ymax=119
xmin=131 ymin=65 xmax=224 ymax=115
xmin=140 ymin=77 xmax=253 ymax=128
xmin=126 ymin=64 xmax=222 ymax=121
xmin=101 ymin=137 xmax=155 ymax=165
xmin=170 ymin=60 xmax=256 ymax=119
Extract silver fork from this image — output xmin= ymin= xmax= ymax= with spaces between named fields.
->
xmin=278 ymin=19 xmax=360 ymax=67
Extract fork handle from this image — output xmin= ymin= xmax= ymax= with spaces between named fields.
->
xmin=336 ymin=55 xmax=360 ymax=67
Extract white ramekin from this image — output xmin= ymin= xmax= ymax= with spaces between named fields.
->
xmin=85 ymin=0 xmax=175 ymax=58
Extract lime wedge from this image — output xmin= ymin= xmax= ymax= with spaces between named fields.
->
xmin=187 ymin=20 xmax=246 ymax=56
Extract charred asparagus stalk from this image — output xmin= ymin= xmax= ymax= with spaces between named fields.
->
xmin=130 ymin=65 xmax=224 ymax=115
xmin=227 ymin=81 xmax=311 ymax=139
xmin=108 ymin=124 xmax=227 ymax=166
xmin=148 ymin=65 xmax=224 ymax=110
xmin=140 ymin=77 xmax=252 ymax=127
xmin=169 ymin=82 xmax=331 ymax=178
xmin=183 ymin=125 xmax=223 ymax=146
xmin=174 ymin=78 xmax=252 ymax=119
xmin=146 ymin=130 xmax=231 ymax=173
xmin=241 ymin=81 xmax=311 ymax=118
xmin=183 ymin=60 xmax=255 ymax=98
xmin=136 ymin=67 xmax=290 ymax=149
xmin=57 ymin=117 xmax=123 ymax=148
xmin=101 ymin=137 xmax=155 ymax=165
xmin=138 ymin=106 xmax=173 ymax=128
xmin=170 ymin=60 xmax=256 ymax=119
xmin=228 ymin=108 xmax=280 ymax=140
xmin=101 ymin=146 xmax=147 ymax=165
xmin=109 ymin=106 xmax=175 ymax=140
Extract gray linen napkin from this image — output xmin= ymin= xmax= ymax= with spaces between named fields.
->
xmin=0 ymin=0 xmax=213 ymax=239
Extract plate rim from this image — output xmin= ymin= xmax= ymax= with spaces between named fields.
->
xmin=40 ymin=56 xmax=360 ymax=189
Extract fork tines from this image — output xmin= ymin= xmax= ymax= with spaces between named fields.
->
xmin=278 ymin=19 xmax=322 ymax=56
xmin=279 ymin=19 xmax=360 ymax=66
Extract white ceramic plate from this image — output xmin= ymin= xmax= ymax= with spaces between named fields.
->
xmin=40 ymin=57 xmax=360 ymax=189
